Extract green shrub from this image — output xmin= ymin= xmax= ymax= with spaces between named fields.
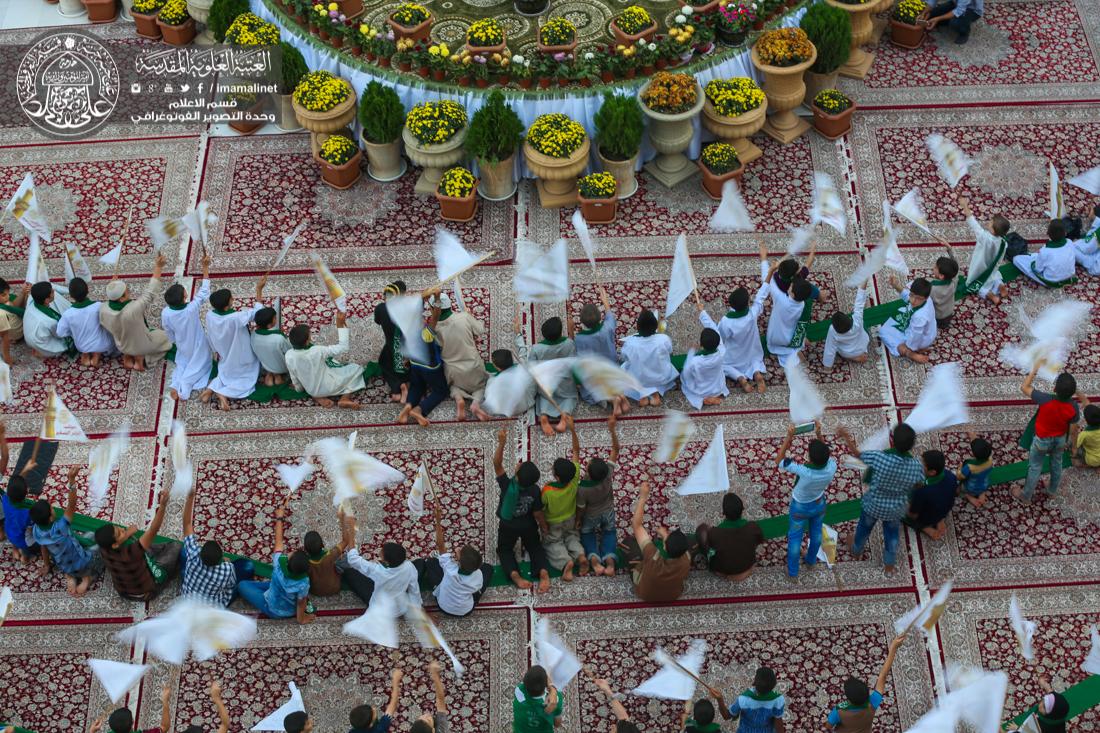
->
xmin=279 ymin=42 xmax=308 ymax=95
xmin=357 ymin=82 xmax=405 ymax=144
xmin=207 ymin=0 xmax=251 ymax=42
xmin=593 ymin=93 xmax=643 ymax=161
xmin=465 ymin=91 xmax=524 ymax=163
xmin=800 ymin=1 xmax=851 ymax=75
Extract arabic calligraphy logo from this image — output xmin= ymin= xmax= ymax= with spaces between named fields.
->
xmin=16 ymin=30 xmax=119 ymax=140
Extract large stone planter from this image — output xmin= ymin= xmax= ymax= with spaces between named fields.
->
xmin=523 ymin=138 xmax=590 ymax=208
xmin=292 ymin=83 xmax=357 ymax=133
xmin=476 ymin=154 xmax=517 ymax=201
xmin=825 ymin=0 xmax=876 ymax=79
xmin=275 ymin=94 xmax=303 ymax=132
xmin=120 ymin=0 xmax=134 ymax=20
xmin=360 ymin=132 xmax=407 ymax=182
xmin=58 ymin=0 xmax=87 ymax=17
xmin=598 ymin=147 xmax=639 ymax=199
xmin=186 ymin=0 xmax=215 ymax=45
xmin=701 ymin=98 xmax=767 ymax=166
xmin=83 ymin=0 xmax=118 ymax=22
xmin=803 ymin=70 xmax=839 ymax=108
xmin=638 ymin=78 xmax=705 ymax=188
xmin=403 ymin=127 xmax=467 ymax=196
xmin=751 ymin=45 xmax=816 ymax=144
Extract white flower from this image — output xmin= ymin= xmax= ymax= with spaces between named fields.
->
xmin=637 ymin=38 xmax=645 ymax=45
xmin=584 ymin=51 xmax=595 ymax=60
xmin=682 ymin=5 xmax=694 ymax=13
xmin=647 ymin=42 xmax=657 ymax=50
xmin=674 ymin=14 xmax=687 ymax=23
xmin=512 ymin=54 xmax=525 ymax=64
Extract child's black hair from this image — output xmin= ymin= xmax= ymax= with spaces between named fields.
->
xmin=516 ymin=461 xmax=541 ymax=488
xmin=200 ymin=540 xmax=224 ymax=567
xmin=580 ymin=303 xmax=602 ymax=329
xmin=637 ymin=310 xmax=658 ymax=337
xmin=285 ymin=711 xmax=309 ymax=733
xmin=287 ymin=549 xmax=309 ymax=575
xmin=790 ymin=277 xmax=812 ymax=302
xmin=209 ymin=288 xmax=232 ymax=311
xmin=844 ymin=676 xmax=870 ymax=705
xmin=971 ymin=437 xmax=993 ymax=462
xmin=753 ymin=667 xmax=777 ymax=694
xmin=459 ymin=545 xmax=482 ymax=573
xmin=164 ymin=283 xmax=186 ymax=308
xmin=491 ymin=349 xmax=514 ymax=371
xmin=6 ymin=475 xmax=27 ymax=503
xmin=922 ymin=449 xmax=946 ymax=475
xmin=1054 ymin=372 xmax=1077 ymax=401
xmin=700 ymin=328 xmax=720 ymax=352
xmin=586 ymin=457 xmax=609 ymax=483
xmin=1084 ymin=404 xmax=1100 ymax=427
xmin=892 ymin=423 xmax=917 ymax=453
xmin=524 ymin=665 xmax=549 ymax=697
xmin=808 ymin=439 xmax=830 ymax=466
xmin=831 ymin=311 xmax=853 ymax=335
xmin=108 ymin=709 xmax=134 ymax=733
xmin=692 ymin=699 xmax=716 ymax=725
xmin=381 ymin=542 xmax=407 ymax=567
xmin=541 ymin=317 xmax=563 ymax=342
xmin=722 ymin=493 xmax=744 ymax=522
xmin=1048 ymin=218 xmax=1067 ymax=241
xmin=777 ymin=259 xmax=799 ymax=281
xmin=935 ymin=256 xmax=959 ymax=280
xmin=348 ymin=705 xmax=374 ymax=729
xmin=665 ymin=529 xmax=689 ymax=558
xmin=288 ymin=324 xmax=311 ymax=349
xmin=303 ymin=531 xmax=325 ymax=557
xmin=28 ymin=499 xmax=53 ymax=528
xmin=552 ymin=458 xmax=576 ymax=484
xmin=94 ymin=524 xmax=116 ymax=549
xmin=0 ymin=278 xmax=9 ymax=295
xmin=992 ymin=215 xmax=1011 ymax=237
xmin=727 ymin=287 xmax=749 ymax=311
xmin=254 ymin=307 xmax=277 ymax=329
xmin=909 ymin=278 xmax=932 ymax=298
xmin=68 ymin=278 xmax=89 ymax=303
xmin=30 ymin=282 xmax=52 ymax=305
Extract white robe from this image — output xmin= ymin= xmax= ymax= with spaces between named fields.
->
xmin=682 ymin=311 xmax=729 ymax=409
xmin=25 ymin=295 xmax=71 ymax=357
xmin=205 ymin=303 xmax=263 ymax=399
xmin=56 ymin=301 xmax=116 ymax=356
xmin=1073 ymin=218 xmax=1100 ymax=275
xmin=1013 ymin=241 xmax=1077 ymax=286
xmin=823 ymin=288 xmax=869 ymax=367
xmin=765 ymin=276 xmax=810 ymax=367
xmin=284 ymin=327 xmax=366 ymax=398
xmin=880 ymin=290 xmax=937 ymax=356
xmin=965 ymin=216 xmax=1005 ymax=297
xmin=620 ymin=332 xmax=678 ymax=400
xmin=160 ymin=279 xmax=213 ymax=400
xmin=251 ymin=330 xmax=290 ymax=375
xmin=715 ymin=274 xmax=769 ymax=381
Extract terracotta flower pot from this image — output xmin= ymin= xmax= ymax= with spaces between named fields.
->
xmin=639 ymin=78 xmax=705 ymax=188
xmin=432 ymin=68 xmax=446 ymax=81
xmin=577 ymin=194 xmax=619 ymax=224
xmin=889 ymin=18 xmax=926 ymax=48
xmin=132 ymin=9 xmax=161 ymax=38
xmin=750 ymin=44 xmax=816 ymax=144
xmin=598 ymin=147 xmax=639 ymax=199
xmin=436 ymin=182 xmax=480 ymax=222
xmin=519 ymin=78 xmax=533 ymax=88
xmin=83 ymin=0 xmax=118 ymax=22
xmin=537 ymin=77 xmax=552 ymax=88
xmin=331 ymin=34 xmax=345 ymax=48
xmin=600 ymin=70 xmax=614 ymax=82
xmin=824 ymin=0 xmax=876 ymax=78
xmin=697 ymin=160 xmax=745 ymax=199
xmin=803 ymin=70 xmax=839 ymax=106
xmin=292 ymin=80 xmax=357 ymax=133
xmin=466 ymin=39 xmax=507 ymax=57
xmin=610 ymin=19 xmax=657 ymax=46
xmin=701 ymin=97 xmax=767 ymax=165
xmin=229 ymin=101 xmax=268 ymax=135
xmin=537 ymin=37 xmax=577 ymax=56
xmin=811 ymin=101 xmax=856 ymax=140
xmin=387 ymin=13 xmax=432 ymax=42
xmin=523 ymin=137 xmax=590 ymax=208
xmin=379 ymin=56 xmax=392 ymax=67
xmin=158 ymin=17 xmax=196 ymax=46
xmin=316 ymin=149 xmax=363 ymax=190
xmin=477 ymin=153 xmax=517 ymax=200
xmin=403 ymin=126 xmax=468 ymax=196
xmin=335 ymin=0 xmax=363 ymax=17
xmin=360 ymin=131 xmax=407 ymax=182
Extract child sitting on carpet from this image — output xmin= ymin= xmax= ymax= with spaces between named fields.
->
xmin=825 ymin=634 xmax=906 ymax=731
xmin=301 ymin=511 xmax=373 ymax=607
xmin=1013 ymin=219 xmax=1077 ymax=288
xmin=529 ymin=316 xmax=578 ymax=435
xmin=958 ymin=195 xmax=1011 ymax=304
xmin=576 ymin=415 xmax=620 ymax=577
xmin=512 ymin=665 xmax=563 ymax=733
xmin=683 ymin=311 xmax=728 ymax=409
xmin=1072 ymin=203 xmax=1100 ymax=276
xmin=572 ymin=285 xmax=629 ymax=415
xmin=485 ymin=347 xmax=537 ymax=418
xmin=250 ymin=307 xmax=290 ymax=386
xmin=906 ymin=450 xmax=957 ymax=541
xmin=0 ymin=279 xmax=27 ymax=366
xmin=161 ymin=256 xmax=213 ymax=401
xmin=620 ymin=309 xmax=678 ymax=407
xmin=712 ymin=250 xmax=773 ymax=393
xmin=681 ymin=699 xmax=719 ymax=733
xmin=696 ymin=494 xmax=764 ymax=582
xmin=285 ymin=310 xmax=371 ymax=410
xmin=541 ymin=417 xmax=587 ymax=580
xmin=343 ymin=532 xmax=422 ymax=615
xmin=774 ymin=243 xmax=828 ymax=304
xmin=58 ymin=277 xmax=116 ymax=368
xmin=1075 ymin=404 xmax=1100 ymax=468
xmin=928 ymin=245 xmax=961 ymax=329
xmin=28 ymin=468 xmax=105 ymax=598
xmin=235 ymin=502 xmax=315 ymax=624
xmin=823 ymin=282 xmax=870 ymax=368
xmin=414 ymin=498 xmax=493 ymax=617
xmin=957 ymin=432 xmax=995 ymax=508
xmin=494 ymin=428 xmax=550 ymax=593
xmin=880 ymin=277 xmax=937 ymax=364
xmin=397 ymin=320 xmax=448 ymax=428
xmin=713 ymin=666 xmax=787 ymax=732
xmin=348 ymin=669 xmax=403 ymax=733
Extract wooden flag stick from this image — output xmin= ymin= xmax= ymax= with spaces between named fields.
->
xmin=428 ymin=250 xmax=497 ymax=293
xmin=660 ymin=654 xmax=719 ymax=697
xmin=113 ymin=205 xmax=134 ymax=278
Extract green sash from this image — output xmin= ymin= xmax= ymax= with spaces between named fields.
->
xmin=1030 ymin=261 xmax=1074 ymax=288
xmin=0 ymin=302 xmax=25 ymax=318
xmin=69 ymin=299 xmax=95 ymax=309
xmin=144 ymin=550 xmax=166 ymax=583
xmin=578 ymin=321 xmax=603 ymax=336
xmin=107 ymin=300 xmax=127 ymax=312
xmin=892 ymin=299 xmax=927 ymax=332
xmin=962 ymin=237 xmax=1007 ymax=296
xmin=33 ymin=302 xmax=61 ymax=321
xmin=725 ymin=308 xmax=749 ymax=319
xmin=787 ymin=298 xmax=814 ymax=349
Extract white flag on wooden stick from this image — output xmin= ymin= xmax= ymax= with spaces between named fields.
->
xmin=926 ymin=134 xmax=971 ymax=188
xmin=6 ymin=173 xmax=51 ymax=241
xmin=810 ymin=172 xmax=846 ymax=234
xmin=41 ymin=388 xmax=87 ymax=442
xmin=675 ymin=425 xmax=729 ymax=495
xmin=514 ymin=239 xmax=570 ymax=303
xmin=709 ymin=180 xmax=754 ymax=233
xmin=665 ymin=233 xmax=696 ymax=319
xmin=653 ymin=410 xmax=696 ymax=463
xmin=571 ymin=209 xmax=598 ymax=271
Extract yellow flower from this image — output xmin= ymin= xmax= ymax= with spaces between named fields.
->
xmin=327 ymin=2 xmax=337 ymax=9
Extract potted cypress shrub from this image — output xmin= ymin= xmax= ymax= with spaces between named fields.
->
xmin=206 ymin=0 xmax=249 ymax=42
xmin=357 ymin=81 xmax=407 ymax=182
xmin=799 ymin=1 xmax=851 ymax=103
xmin=275 ymin=43 xmax=307 ymax=132
xmin=465 ymin=91 xmax=523 ymax=201
xmin=593 ymin=93 xmax=644 ymax=199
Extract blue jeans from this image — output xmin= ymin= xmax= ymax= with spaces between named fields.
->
xmin=1023 ymin=435 xmax=1066 ymax=499
xmin=786 ymin=497 xmax=825 ymax=577
xmin=579 ymin=509 xmax=617 ymax=563
xmin=236 ymin=580 xmax=293 ymax=618
xmin=852 ymin=511 xmax=900 ymax=568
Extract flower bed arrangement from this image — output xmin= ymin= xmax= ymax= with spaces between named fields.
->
xmin=405 ymin=100 xmax=468 ymax=145
xmin=527 ymin=113 xmax=587 ymax=158
xmin=319 ymin=134 xmax=359 ymax=165
xmin=224 ymin=12 xmax=280 ymax=45
xmin=578 ymin=171 xmax=617 ymax=198
xmin=539 ymin=17 xmax=576 ymax=47
xmin=293 ymin=70 xmax=352 ymax=112
xmin=754 ymin=27 xmax=814 ymax=66
xmin=640 ymin=71 xmax=698 ymax=114
xmin=703 ymin=77 xmax=764 ymax=116
xmin=615 ymin=5 xmax=654 ymax=34
xmin=390 ymin=2 xmax=429 ymax=26
xmin=467 ymin=18 xmax=505 ymax=48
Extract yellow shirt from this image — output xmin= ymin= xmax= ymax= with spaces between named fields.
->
xmin=1077 ymin=428 xmax=1100 ymax=467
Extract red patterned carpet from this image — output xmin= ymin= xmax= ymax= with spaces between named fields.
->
xmin=2 ymin=7 xmax=1100 ymax=733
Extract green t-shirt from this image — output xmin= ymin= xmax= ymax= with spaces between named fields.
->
xmin=513 ymin=683 xmax=563 ymax=733
xmin=541 ymin=461 xmax=581 ymax=525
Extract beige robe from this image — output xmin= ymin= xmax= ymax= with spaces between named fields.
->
xmin=434 ymin=311 xmax=487 ymax=400
xmin=99 ymin=276 xmax=172 ymax=363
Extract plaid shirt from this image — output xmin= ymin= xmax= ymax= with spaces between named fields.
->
xmin=859 ymin=450 xmax=925 ymax=521
xmin=181 ymin=535 xmax=236 ymax=607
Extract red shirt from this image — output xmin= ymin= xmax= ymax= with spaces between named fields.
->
xmin=1032 ymin=390 xmax=1079 ymax=438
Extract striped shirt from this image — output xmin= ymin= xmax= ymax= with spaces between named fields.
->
xmin=729 ymin=689 xmax=785 ymax=733
xmin=181 ymin=535 xmax=237 ymax=607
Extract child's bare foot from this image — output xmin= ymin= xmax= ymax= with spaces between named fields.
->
xmin=74 ymin=577 xmax=91 ymax=596
xmin=909 ymin=351 xmax=930 ymax=364
xmin=739 ymin=378 xmax=752 ymax=393
xmin=263 ymin=373 xmax=274 ymax=386
xmin=988 ymin=292 xmax=1002 ymax=305
xmin=884 ymin=564 xmax=897 ymax=575
xmin=133 ymin=356 xmax=146 ymax=372
xmin=851 ymin=353 xmax=869 ymax=363
xmin=650 ymin=393 xmax=662 ymax=406
xmin=843 ymin=533 xmax=866 ymax=559
xmin=66 ymin=577 xmax=78 ymax=597
xmin=315 ymin=396 xmax=335 ymax=408
xmin=589 ymin=558 xmax=604 ymax=575
xmin=612 ymin=399 xmax=622 ymax=417
xmin=389 ymin=393 xmax=403 ymax=403
xmin=472 ymin=403 xmax=490 ymax=421
xmin=537 ymin=570 xmax=550 ymax=594
xmin=411 ymin=408 xmax=430 ymax=427
xmin=400 ymin=383 xmax=409 ymax=402
xmin=539 ymin=415 xmax=554 ymax=436
xmin=562 ymin=560 xmax=575 ymax=581
xmin=554 ymin=416 xmax=568 ymax=433
xmin=79 ymin=353 xmax=90 ymax=367
xmin=637 ymin=397 xmax=650 ymax=407
xmin=199 ymin=389 xmax=212 ymax=403
xmin=509 ymin=571 xmax=532 ymax=590
xmin=455 ymin=396 xmax=467 ymax=421
xmin=89 ymin=352 xmax=101 ymax=367
xmin=603 ymin=558 xmax=616 ymax=576
xmin=273 ymin=373 xmax=286 ymax=385
xmin=754 ymin=374 xmax=766 ymax=394
xmin=168 ymin=388 xmax=179 ymax=401
xmin=337 ymin=397 xmax=361 ymax=410
xmin=397 ymin=405 xmax=412 ymax=424
xmin=578 ymin=555 xmax=589 ymax=575
xmin=703 ymin=396 xmax=722 ymax=405
xmin=122 ymin=354 xmax=134 ymax=370
xmin=217 ymin=395 xmax=230 ymax=412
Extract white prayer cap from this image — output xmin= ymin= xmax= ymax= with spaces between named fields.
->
xmin=106 ymin=281 xmax=127 ymax=300
xmin=437 ymin=293 xmax=452 ymax=309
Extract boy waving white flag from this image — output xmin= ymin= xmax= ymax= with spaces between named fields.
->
xmin=87 ymin=659 xmax=149 ymax=704
xmin=88 ymin=421 xmax=131 ymax=510
xmin=676 ymin=425 xmax=730 ymax=495
xmin=631 ymin=639 xmax=708 ymax=701
xmin=514 ymin=239 xmax=570 ymax=303
xmin=251 ymin=682 xmax=306 ymax=731
xmin=1009 ymin=594 xmax=1037 ymax=661
xmin=571 ymin=209 xmax=598 ymax=271
xmin=904 ymin=361 xmax=969 ymax=435
xmin=665 ymin=234 xmax=696 ymax=319
xmin=406 ymin=604 xmax=465 ymax=678
xmin=893 ymin=188 xmax=933 ymax=236
xmin=5 ymin=173 xmax=51 ymax=241
xmin=1068 ymin=165 xmax=1100 ymax=196
xmin=313 ymin=436 xmax=405 ymax=509
xmin=786 ymin=359 xmax=826 ymax=425
xmin=41 ymin=387 xmax=87 ymax=442
xmin=63 ymin=242 xmax=94 ymax=282
xmin=810 ymin=172 xmax=846 ymax=234
xmin=894 ymin=581 xmax=953 ymax=636
xmin=181 ymin=201 xmax=218 ymax=250
xmin=169 ymin=419 xmax=193 ymax=499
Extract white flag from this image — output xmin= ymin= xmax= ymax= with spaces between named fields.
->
xmin=0 ymin=361 xmax=14 ymax=404
xmin=343 ymin=591 xmax=400 ymax=648
xmin=514 ymin=239 xmax=570 ymax=303
xmin=1009 ymin=594 xmax=1036 ymax=662
xmin=406 ymin=604 xmax=465 ymax=678
xmin=882 ymin=200 xmax=909 ymax=277
xmin=251 ymin=682 xmax=306 ymax=732
xmin=169 ymin=419 xmax=193 ymax=499
xmin=676 ymin=424 xmax=729 ymax=495
xmin=816 ymin=524 xmax=839 ymax=567
xmin=87 ymin=421 xmax=131 ymax=511
xmin=810 ymin=172 xmax=846 ymax=235
xmin=145 ymin=215 xmax=186 ymax=251
xmin=893 ymin=188 xmax=932 ymax=235
xmin=311 ymin=253 xmax=347 ymax=312
xmin=572 ymin=355 xmax=642 ymax=403
xmin=631 ymin=639 xmax=707 ymax=701
xmin=709 ymin=180 xmax=754 ymax=233
xmin=386 ymin=293 xmax=428 ymax=364
xmin=894 ymin=581 xmax=953 ymax=636
xmin=271 ymin=220 xmax=307 ymax=270
xmin=904 ymin=362 xmax=969 ymax=435
xmin=903 ymin=667 xmax=1008 ymax=733
xmin=999 ymin=300 xmax=1092 ymax=380
xmin=1068 ymin=165 xmax=1100 ymax=196
xmin=408 ymin=461 xmax=434 ymax=518
xmin=1048 ymin=162 xmax=1065 ymax=219
xmin=528 ymin=357 xmax=576 ymax=401
xmin=6 ymin=173 xmax=51 ymax=241
xmin=181 ymin=201 xmax=218 ymax=248
xmin=434 ymin=226 xmax=487 ymax=283
xmin=535 ymin=617 xmax=582 ymax=689
xmin=483 ymin=363 xmax=536 ymax=417
xmin=571 ymin=209 xmax=597 ymax=271
xmin=25 ymin=232 xmax=51 ymax=286
xmin=844 ymin=243 xmax=890 ymax=289
xmin=313 ymin=436 xmax=405 ymax=509
xmin=653 ymin=410 xmax=696 ymax=463
xmin=786 ymin=225 xmax=814 ymax=257
xmin=926 ymin=134 xmax=971 ymax=188
xmin=665 ymin=234 xmax=697 ymax=319
xmin=276 ymin=461 xmax=315 ymax=496
xmin=63 ymin=242 xmax=93 ymax=282
xmin=98 ymin=243 xmax=123 ymax=267
xmin=87 ymin=659 xmax=149 ymax=704
xmin=0 ymin=586 xmax=13 ymax=623
xmin=41 ymin=388 xmax=87 ymax=442
xmin=1082 ymin=626 xmax=1100 ymax=675
xmin=116 ymin=597 xmax=257 ymax=665
xmin=786 ymin=359 xmax=825 ymax=425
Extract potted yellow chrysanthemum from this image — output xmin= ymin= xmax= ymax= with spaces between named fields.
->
xmin=750 ymin=27 xmax=817 ymax=144
xmin=523 ymin=113 xmax=590 ymax=208
xmin=315 ymin=134 xmax=362 ymax=189
xmin=700 ymin=77 xmax=768 ymax=164
xmin=292 ymin=71 xmax=357 ymax=133
xmin=402 ymin=100 xmax=469 ymax=195
xmin=576 ymin=172 xmax=619 ymax=224
xmin=435 ymin=167 xmax=479 ymax=222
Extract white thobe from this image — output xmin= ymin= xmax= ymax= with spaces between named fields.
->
xmin=161 ymin=279 xmax=213 ymax=400
xmin=823 ymin=288 xmax=870 ymax=368
xmin=964 ymin=216 xmax=1005 ymax=297
xmin=56 ymin=301 xmax=116 ymax=356
xmin=1013 ymin=241 xmax=1077 ymax=286
xmin=344 ymin=549 xmax=422 ymax=615
xmin=620 ymin=332 xmax=678 ymax=400
xmin=25 ymin=295 xmax=71 ymax=357
xmin=715 ymin=275 xmax=769 ymax=381
xmin=284 ymin=327 xmax=365 ymax=397
xmin=205 ymin=302 xmax=263 ymax=399
xmin=682 ymin=312 xmax=729 ymax=409
xmin=1072 ymin=218 xmax=1100 ymax=275
xmin=879 ymin=290 xmax=937 ymax=356
xmin=766 ymin=276 xmax=810 ymax=367
xmin=251 ymin=330 xmax=290 ymax=375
